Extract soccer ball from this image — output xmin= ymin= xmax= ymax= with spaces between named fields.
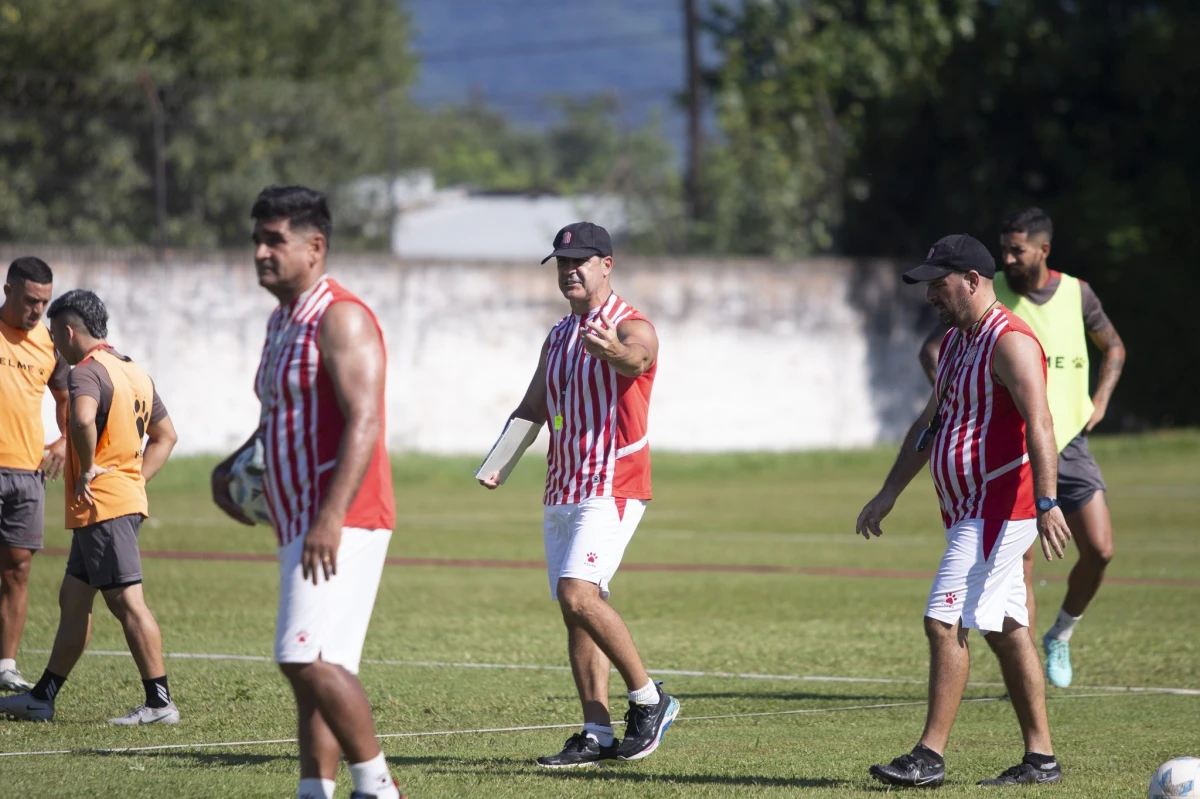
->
xmin=1149 ymin=757 xmax=1200 ymax=798
xmin=228 ymin=440 xmax=271 ymax=525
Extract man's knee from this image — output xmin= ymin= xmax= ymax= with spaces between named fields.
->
xmin=0 ymin=547 xmax=33 ymax=589
xmin=101 ymin=584 xmax=148 ymax=621
xmin=557 ymin=578 xmax=602 ymax=621
xmin=923 ymin=616 xmax=963 ymax=642
xmin=58 ymin=575 xmax=95 ymax=615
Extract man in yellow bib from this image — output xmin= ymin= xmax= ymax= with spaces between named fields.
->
xmin=0 ymin=290 xmax=180 ymax=724
xmin=919 ymin=208 xmax=1126 ymax=688
xmin=0 ymin=258 xmax=70 ymax=693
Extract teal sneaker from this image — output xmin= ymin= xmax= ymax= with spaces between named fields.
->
xmin=1043 ymin=633 xmax=1073 ymax=688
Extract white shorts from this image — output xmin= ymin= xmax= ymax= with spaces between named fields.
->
xmin=544 ymin=497 xmax=647 ymax=601
xmin=926 ymin=518 xmax=1037 ymax=634
xmin=275 ymin=527 xmax=391 ymax=675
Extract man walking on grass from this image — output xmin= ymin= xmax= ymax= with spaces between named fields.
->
xmin=857 ymin=235 xmax=1071 ymax=787
xmin=0 ymin=289 xmax=180 ymax=724
xmin=919 ymin=208 xmax=1125 ymax=688
xmin=480 ymin=222 xmax=679 ymax=768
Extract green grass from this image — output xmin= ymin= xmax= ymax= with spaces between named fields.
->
xmin=3 ymin=431 xmax=1198 ymax=797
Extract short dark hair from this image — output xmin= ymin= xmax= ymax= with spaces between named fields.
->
xmin=47 ymin=288 xmax=108 ymax=338
xmin=1000 ymin=207 xmax=1054 ymax=241
xmin=250 ymin=185 xmax=333 ymax=243
xmin=7 ymin=256 xmax=53 ymax=286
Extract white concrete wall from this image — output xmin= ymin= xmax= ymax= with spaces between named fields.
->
xmin=12 ymin=247 xmax=936 ymax=455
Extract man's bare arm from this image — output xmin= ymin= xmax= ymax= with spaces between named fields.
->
xmin=511 ymin=335 xmax=550 ymax=423
xmin=314 ymin=301 xmax=387 ymax=525
xmin=992 ymin=332 xmax=1071 ymax=560
xmin=1084 ymin=322 xmax=1126 ymax=433
xmin=142 ymin=415 xmax=178 ymax=483
xmin=68 ymin=395 xmax=100 ymax=476
xmin=582 ymin=315 xmax=658 ymax=378
xmin=918 ymin=324 xmax=948 ymax=386
xmin=855 ymin=390 xmax=938 ymax=539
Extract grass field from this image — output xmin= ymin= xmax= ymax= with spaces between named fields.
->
xmin=2 ymin=431 xmax=1198 ymax=797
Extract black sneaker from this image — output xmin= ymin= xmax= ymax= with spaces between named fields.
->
xmin=616 ymin=683 xmax=680 ymax=761
xmin=536 ymin=733 xmax=619 ymax=768
xmin=869 ymin=750 xmax=946 ymax=788
xmin=977 ymin=759 xmax=1062 ymax=786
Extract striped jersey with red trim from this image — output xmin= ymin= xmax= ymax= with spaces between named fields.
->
xmin=254 ymin=277 xmax=396 ymax=546
xmin=543 ymin=293 xmax=655 ymax=505
xmin=929 ymin=306 xmax=1044 ymax=529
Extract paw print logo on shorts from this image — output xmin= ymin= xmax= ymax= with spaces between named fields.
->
xmin=945 ymin=592 xmax=957 ymax=606
xmin=586 ymin=552 xmax=598 ymax=564
xmin=297 ymin=630 xmax=309 ymax=644
xmin=1072 ymin=356 xmax=1085 ymax=369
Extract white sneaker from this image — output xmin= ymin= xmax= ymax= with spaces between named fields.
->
xmin=107 ymin=701 xmax=181 ymax=725
xmin=0 ymin=667 xmax=34 ymax=692
xmin=0 ymin=690 xmax=54 ymax=721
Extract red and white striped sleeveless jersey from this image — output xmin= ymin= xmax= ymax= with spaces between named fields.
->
xmin=255 ymin=276 xmax=396 ymax=546
xmin=929 ymin=306 xmax=1044 ymax=529
xmin=543 ymin=293 xmax=655 ymax=505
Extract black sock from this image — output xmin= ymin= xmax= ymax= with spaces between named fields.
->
xmin=1024 ymin=751 xmax=1056 ymax=767
xmin=143 ymin=675 xmax=171 ymax=709
xmin=31 ymin=670 xmax=67 ymax=702
xmin=913 ymin=743 xmax=945 ymax=766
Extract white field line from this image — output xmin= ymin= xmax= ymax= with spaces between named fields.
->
xmin=24 ymin=648 xmax=1200 ymax=697
xmin=0 ymin=693 xmax=1154 ymax=759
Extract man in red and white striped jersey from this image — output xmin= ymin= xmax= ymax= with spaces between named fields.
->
xmin=856 ymin=234 xmax=1073 ymax=789
xmin=211 ymin=187 xmax=403 ymax=799
xmin=480 ymin=222 xmax=679 ymax=768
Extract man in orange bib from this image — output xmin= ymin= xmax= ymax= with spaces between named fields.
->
xmin=0 ymin=258 xmax=70 ymax=693
xmin=0 ymin=290 xmax=180 ymax=724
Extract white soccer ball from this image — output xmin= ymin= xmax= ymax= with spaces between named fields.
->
xmin=1149 ymin=757 xmax=1200 ymax=798
xmin=228 ymin=442 xmax=271 ymax=525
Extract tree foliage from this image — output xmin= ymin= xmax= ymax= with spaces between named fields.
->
xmin=0 ymin=0 xmax=414 ymax=247
xmin=703 ymin=0 xmax=1200 ymax=425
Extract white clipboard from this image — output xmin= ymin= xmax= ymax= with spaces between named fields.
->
xmin=475 ymin=418 xmax=542 ymax=485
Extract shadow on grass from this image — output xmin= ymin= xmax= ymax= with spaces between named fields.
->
xmin=550 ymin=771 xmax=852 ymax=789
xmin=101 ymin=750 xmax=452 ymax=769
xmin=671 ymin=691 xmax=918 ymax=703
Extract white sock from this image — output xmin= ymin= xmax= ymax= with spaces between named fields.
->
xmin=1046 ymin=608 xmax=1082 ymax=641
xmin=582 ymin=722 xmax=615 ymax=747
xmin=0 ymin=658 xmax=15 ymax=672
xmin=297 ymin=777 xmax=336 ymax=799
xmin=629 ymin=680 xmax=659 ymax=706
xmin=348 ymin=752 xmax=398 ymax=799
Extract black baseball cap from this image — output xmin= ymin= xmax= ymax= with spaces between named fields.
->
xmin=902 ymin=234 xmax=997 ymax=284
xmin=541 ymin=222 xmax=613 ymax=264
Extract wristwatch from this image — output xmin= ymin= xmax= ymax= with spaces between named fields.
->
xmin=1036 ymin=496 xmax=1060 ymax=513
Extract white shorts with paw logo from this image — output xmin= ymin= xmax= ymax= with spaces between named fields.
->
xmin=543 ymin=496 xmax=647 ymax=600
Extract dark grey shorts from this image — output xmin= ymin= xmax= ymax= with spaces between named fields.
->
xmin=66 ymin=514 xmax=144 ymax=590
xmin=1058 ymin=434 xmax=1107 ymax=515
xmin=0 ymin=468 xmax=45 ymax=551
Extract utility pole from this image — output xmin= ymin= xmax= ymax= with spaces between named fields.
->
xmin=139 ymin=72 xmax=168 ymax=254
xmin=684 ymin=0 xmax=704 ymax=226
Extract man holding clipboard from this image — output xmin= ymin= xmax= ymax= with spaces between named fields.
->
xmin=478 ymin=222 xmax=679 ymax=769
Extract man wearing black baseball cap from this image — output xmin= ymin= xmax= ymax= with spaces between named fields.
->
xmin=857 ymin=233 xmax=1071 ymax=787
xmin=540 ymin=221 xmax=613 ymax=264
xmin=901 ymin=232 xmax=997 ymax=285
xmin=481 ymin=221 xmax=678 ymax=768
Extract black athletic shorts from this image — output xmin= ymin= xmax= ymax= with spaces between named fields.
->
xmin=1057 ymin=435 xmax=1107 ymax=515
xmin=66 ymin=514 xmax=144 ymax=590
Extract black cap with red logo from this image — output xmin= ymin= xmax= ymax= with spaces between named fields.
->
xmin=541 ymin=222 xmax=613 ymax=264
